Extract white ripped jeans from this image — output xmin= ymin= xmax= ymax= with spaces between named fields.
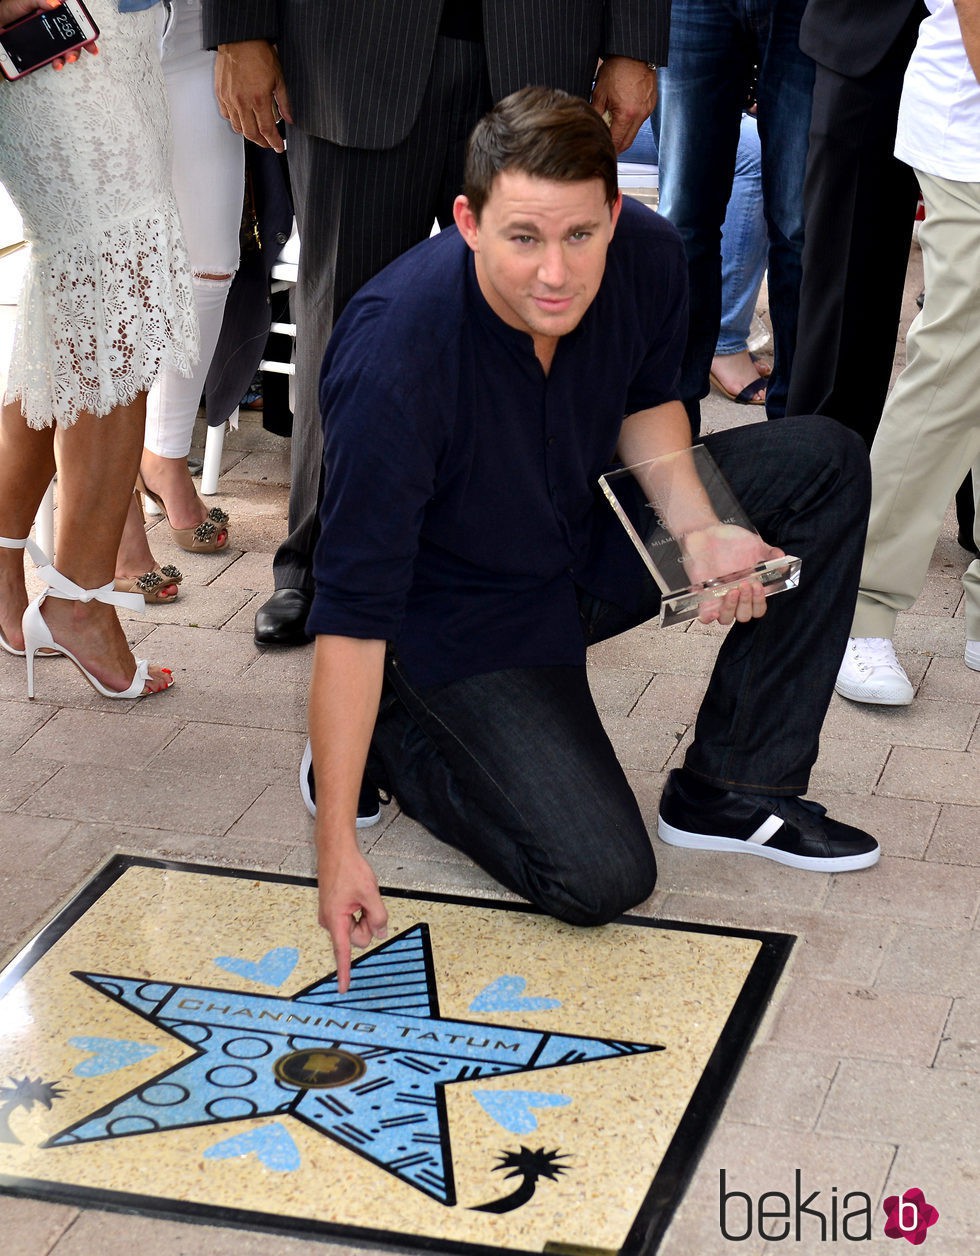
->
xmin=144 ymin=0 xmax=244 ymax=459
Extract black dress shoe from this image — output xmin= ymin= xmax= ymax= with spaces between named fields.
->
xmin=955 ymin=475 xmax=977 ymax=555
xmin=958 ymin=529 xmax=980 ymax=557
xmin=254 ymin=588 xmax=314 ymax=646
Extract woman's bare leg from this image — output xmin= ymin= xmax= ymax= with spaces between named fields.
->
xmin=140 ymin=447 xmax=229 ymax=542
xmin=41 ymin=396 xmax=173 ymax=693
xmin=0 ymin=400 xmax=57 ymax=651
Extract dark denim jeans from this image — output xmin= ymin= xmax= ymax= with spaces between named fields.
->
xmin=369 ymin=417 xmax=869 ymax=922
xmin=656 ymin=0 xmax=814 ymax=431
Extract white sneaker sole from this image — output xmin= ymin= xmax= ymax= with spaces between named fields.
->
xmin=299 ymin=739 xmax=380 ymax=827
xmin=657 ymin=816 xmax=880 ymax=872
xmin=834 ymin=677 xmax=913 ymax=706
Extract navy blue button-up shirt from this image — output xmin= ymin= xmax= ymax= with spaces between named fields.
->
xmin=309 ymin=197 xmax=687 ymax=687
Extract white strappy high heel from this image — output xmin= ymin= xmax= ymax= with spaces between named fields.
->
xmin=22 ymin=564 xmax=174 ymax=699
xmin=0 ymin=535 xmax=49 ymax=657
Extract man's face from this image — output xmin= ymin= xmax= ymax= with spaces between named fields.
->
xmin=454 ymin=172 xmax=622 ymax=357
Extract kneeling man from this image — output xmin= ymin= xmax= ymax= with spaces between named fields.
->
xmin=305 ymin=88 xmax=877 ymax=987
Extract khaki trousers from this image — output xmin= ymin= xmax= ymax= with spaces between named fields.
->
xmin=853 ymin=169 xmax=980 ymax=642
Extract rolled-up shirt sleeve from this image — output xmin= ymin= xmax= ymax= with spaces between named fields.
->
xmin=619 ymin=215 xmax=688 ymax=418
xmin=307 ymin=311 xmax=453 ymax=642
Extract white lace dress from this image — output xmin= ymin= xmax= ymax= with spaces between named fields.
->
xmin=0 ymin=0 xmax=198 ymax=427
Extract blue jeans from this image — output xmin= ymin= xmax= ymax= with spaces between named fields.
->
xmin=716 ymin=114 xmax=767 ymax=355
xmin=368 ymin=417 xmax=869 ymax=923
xmin=656 ymin=0 xmax=814 ymax=430
xmin=620 ymin=113 xmax=767 ymax=357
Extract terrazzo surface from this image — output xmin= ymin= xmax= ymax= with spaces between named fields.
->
xmin=0 ymin=859 xmax=789 ymax=1254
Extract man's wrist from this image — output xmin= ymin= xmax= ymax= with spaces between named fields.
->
xmin=316 ymin=821 xmax=363 ymax=861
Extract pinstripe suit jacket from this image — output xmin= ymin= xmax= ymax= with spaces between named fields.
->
xmin=201 ymin=1 xmax=669 ymax=149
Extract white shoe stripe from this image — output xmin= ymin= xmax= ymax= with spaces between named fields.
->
xmin=746 ymin=814 xmax=784 ymax=845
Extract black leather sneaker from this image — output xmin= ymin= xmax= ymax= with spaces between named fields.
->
xmin=299 ymin=738 xmax=382 ymax=827
xmin=658 ymin=769 xmax=879 ymax=872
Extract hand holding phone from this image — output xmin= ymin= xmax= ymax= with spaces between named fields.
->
xmin=0 ymin=0 xmax=99 ymax=80
xmin=0 ymin=0 xmax=52 ymax=21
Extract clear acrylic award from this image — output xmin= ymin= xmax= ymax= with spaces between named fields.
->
xmin=599 ymin=444 xmax=801 ymax=627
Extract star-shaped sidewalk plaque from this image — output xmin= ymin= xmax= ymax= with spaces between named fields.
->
xmin=47 ymin=925 xmax=663 ymax=1205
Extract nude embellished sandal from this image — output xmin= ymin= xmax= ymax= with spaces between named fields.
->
xmin=136 ymin=472 xmax=230 ymax=553
xmin=113 ymin=564 xmax=183 ymax=604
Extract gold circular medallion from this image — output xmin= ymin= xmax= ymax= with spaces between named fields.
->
xmin=273 ymin=1048 xmax=366 ymax=1089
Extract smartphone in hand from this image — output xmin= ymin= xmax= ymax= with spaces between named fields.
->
xmin=0 ymin=1 xmax=99 ymax=81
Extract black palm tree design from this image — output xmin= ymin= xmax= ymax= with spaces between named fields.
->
xmin=471 ymin=1145 xmax=571 ymax=1213
xmin=0 ymin=1077 xmax=66 ymax=1144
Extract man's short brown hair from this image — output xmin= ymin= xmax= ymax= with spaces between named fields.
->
xmin=463 ymin=86 xmax=619 ymax=219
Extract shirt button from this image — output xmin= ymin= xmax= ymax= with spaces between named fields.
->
xmin=546 ymin=436 xmax=557 ymax=447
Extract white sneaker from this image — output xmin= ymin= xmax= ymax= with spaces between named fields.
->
xmin=835 ymin=637 xmax=914 ymax=705
xmin=966 ymin=640 xmax=980 ymax=671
